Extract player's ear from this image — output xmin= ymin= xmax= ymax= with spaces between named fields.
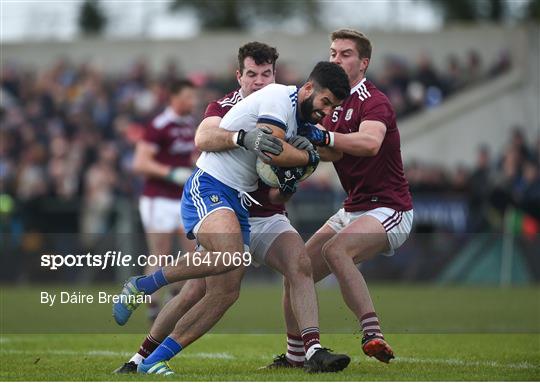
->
xmin=236 ymin=69 xmax=242 ymax=85
xmin=361 ymin=57 xmax=370 ymax=72
xmin=304 ymin=81 xmax=314 ymax=97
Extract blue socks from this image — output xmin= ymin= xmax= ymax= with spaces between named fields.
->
xmin=135 ymin=268 xmax=168 ymax=295
xmin=143 ymin=336 xmax=183 ymax=365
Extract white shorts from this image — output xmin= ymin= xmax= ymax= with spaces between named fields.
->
xmin=249 ymin=214 xmax=298 ymax=265
xmin=326 ymin=207 xmax=414 ymax=256
xmin=139 ymin=196 xmax=183 ymax=233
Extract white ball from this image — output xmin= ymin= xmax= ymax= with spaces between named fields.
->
xmin=256 ymin=157 xmax=317 ymax=188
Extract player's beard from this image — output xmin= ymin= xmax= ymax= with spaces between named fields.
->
xmin=300 ymin=94 xmax=324 ymax=124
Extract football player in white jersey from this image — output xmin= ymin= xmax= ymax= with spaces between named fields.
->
xmin=112 ymin=61 xmax=350 ymax=374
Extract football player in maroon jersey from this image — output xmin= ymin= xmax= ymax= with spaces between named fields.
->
xmin=276 ymin=29 xmax=414 ymax=365
xmin=132 ymin=79 xmax=198 ymax=322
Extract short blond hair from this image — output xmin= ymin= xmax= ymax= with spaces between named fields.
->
xmin=331 ymin=29 xmax=372 ymax=59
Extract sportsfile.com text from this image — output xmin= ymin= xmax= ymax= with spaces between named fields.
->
xmin=40 ymin=251 xmax=252 ymax=270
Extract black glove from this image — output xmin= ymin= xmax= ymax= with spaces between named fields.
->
xmin=297 ymin=123 xmax=331 ymax=147
xmin=271 ymin=166 xmax=307 ymax=195
xmin=237 ymin=127 xmax=283 ymax=162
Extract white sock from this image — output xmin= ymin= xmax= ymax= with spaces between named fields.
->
xmin=129 ymin=353 xmax=144 ymax=365
xmin=286 ymin=335 xmax=305 ymax=365
xmin=305 ymin=343 xmax=322 ymax=360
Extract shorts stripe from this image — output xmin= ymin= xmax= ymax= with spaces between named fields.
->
xmin=383 ymin=211 xmax=401 ymax=231
xmin=190 ymin=169 xmax=203 ymax=218
xmin=191 ymin=169 xmax=206 ymax=218
xmin=384 ymin=212 xmax=403 ymax=231
xmin=381 ymin=211 xmax=398 ymax=226
xmin=194 ymin=169 xmax=208 ymax=217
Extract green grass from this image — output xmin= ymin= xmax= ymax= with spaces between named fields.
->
xmin=1 ymin=284 xmax=539 ymax=333
xmin=1 ymin=334 xmax=539 ymax=381
xmin=1 ymin=284 xmax=539 ymax=380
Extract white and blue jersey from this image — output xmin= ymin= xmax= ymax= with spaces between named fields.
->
xmin=196 ymin=84 xmax=300 ymax=192
xmin=182 ymin=84 xmax=301 ymax=245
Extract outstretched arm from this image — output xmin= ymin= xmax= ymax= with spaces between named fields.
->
xmin=300 ymin=120 xmax=386 ymax=157
xmin=333 ymin=120 xmax=386 ymax=156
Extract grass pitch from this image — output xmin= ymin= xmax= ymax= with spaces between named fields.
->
xmin=1 ymin=333 xmax=539 ymax=381
xmin=1 ymin=284 xmax=539 ymax=380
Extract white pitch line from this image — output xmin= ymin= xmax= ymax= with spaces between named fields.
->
xmin=1 ymin=348 xmax=537 ymax=370
xmin=355 ymin=355 xmax=538 ymax=370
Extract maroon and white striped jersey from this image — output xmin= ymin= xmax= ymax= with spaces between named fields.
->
xmin=322 ymin=78 xmax=413 ymax=212
xmin=142 ymin=107 xmax=196 ymax=199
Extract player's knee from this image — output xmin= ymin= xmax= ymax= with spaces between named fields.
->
xmin=283 ymin=252 xmax=312 ymax=281
xmin=296 ymin=253 xmax=313 ymax=279
xmin=184 ymin=283 xmax=206 ymax=305
xmin=321 ymin=241 xmax=343 ymax=267
xmin=209 ymin=288 xmax=240 ymax=308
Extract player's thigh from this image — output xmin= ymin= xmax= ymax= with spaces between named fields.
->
xmin=305 ymin=223 xmax=338 ymax=282
xmin=326 ymin=214 xmax=389 ymax=264
xmin=265 ymin=231 xmax=310 ymax=278
xmin=250 ymin=214 xmax=301 ymax=267
xmin=197 ymin=208 xmax=244 ymax=252
xmin=182 ymin=170 xmax=250 ymax=250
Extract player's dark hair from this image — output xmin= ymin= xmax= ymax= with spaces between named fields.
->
xmin=331 ymin=28 xmax=372 ymax=60
xmin=308 ymin=61 xmax=350 ymax=101
xmin=169 ymin=79 xmax=195 ymax=95
xmin=238 ymin=42 xmax=279 ymax=73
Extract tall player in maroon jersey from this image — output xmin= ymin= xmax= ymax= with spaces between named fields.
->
xmin=113 ymin=42 xmax=350 ymax=374
xmin=269 ymin=29 xmax=414 ymax=366
xmin=132 ymin=79 xmax=198 ymax=322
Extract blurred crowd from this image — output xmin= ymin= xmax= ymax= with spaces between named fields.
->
xmin=374 ymin=49 xmax=512 ymax=118
xmin=405 ymin=128 xmax=540 ymax=231
xmin=0 ymin=48 xmax=533 ymax=240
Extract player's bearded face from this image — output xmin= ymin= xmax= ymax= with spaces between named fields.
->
xmin=300 ymin=93 xmax=325 ymax=124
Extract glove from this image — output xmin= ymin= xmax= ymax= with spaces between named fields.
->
xmin=287 ymin=135 xmax=314 ymax=151
xmin=288 ymin=135 xmax=318 ymax=168
xmin=297 ymin=123 xmax=331 ymax=147
xmin=271 ymin=166 xmax=307 ymax=195
xmin=306 ymin=148 xmax=320 ymax=168
xmin=166 ymin=167 xmax=192 ymax=185
xmin=237 ymin=127 xmax=283 ymax=163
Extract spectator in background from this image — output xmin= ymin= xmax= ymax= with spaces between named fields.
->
xmin=510 ymin=126 xmax=533 ymax=161
xmin=443 ymin=54 xmax=466 ymax=95
xmin=414 ymin=52 xmax=445 ymax=107
xmin=80 ymin=142 xmax=118 ymax=236
xmin=465 ymin=49 xmax=484 ymax=85
xmin=520 ymin=160 xmax=540 ymax=221
xmin=468 ymin=145 xmax=494 ymax=231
